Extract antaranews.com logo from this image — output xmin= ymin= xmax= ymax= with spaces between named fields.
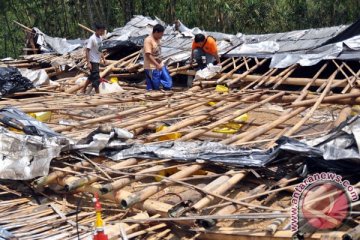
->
xmin=291 ymin=172 xmax=359 ymax=233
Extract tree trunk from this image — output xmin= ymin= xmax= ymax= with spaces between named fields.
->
xmin=141 ymin=0 xmax=147 ymax=16
xmin=121 ymin=0 xmax=135 ymax=22
xmin=97 ymin=0 xmax=107 ymax=26
xmin=86 ymin=0 xmax=94 ymax=25
xmin=169 ymin=0 xmax=177 ymax=22
xmin=61 ymin=0 xmax=68 ymax=36
xmin=4 ymin=9 xmax=17 ymax=57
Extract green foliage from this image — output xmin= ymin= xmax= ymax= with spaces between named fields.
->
xmin=1 ymin=0 xmax=359 ymax=58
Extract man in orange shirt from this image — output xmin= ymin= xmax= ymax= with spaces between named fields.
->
xmin=190 ymin=34 xmax=221 ymax=69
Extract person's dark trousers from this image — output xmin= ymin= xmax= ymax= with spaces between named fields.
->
xmin=88 ymin=62 xmax=100 ymax=89
xmin=193 ymin=48 xmax=215 ymax=70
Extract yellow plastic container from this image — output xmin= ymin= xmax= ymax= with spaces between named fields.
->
xmin=110 ymin=77 xmax=119 ymax=84
xmin=156 ymin=125 xmax=182 ymax=141
xmin=215 ymin=85 xmax=229 ymax=93
xmin=28 ymin=112 xmax=52 ymax=122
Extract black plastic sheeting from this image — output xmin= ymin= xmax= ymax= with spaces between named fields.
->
xmin=101 ymin=36 xmax=146 ymax=50
xmin=75 ymin=115 xmax=360 ymax=174
xmin=322 ymin=17 xmax=360 ymax=46
xmin=0 ymin=107 xmax=60 ymax=137
xmin=278 ymin=116 xmax=360 ymax=174
xmin=0 ymin=67 xmax=34 ymax=96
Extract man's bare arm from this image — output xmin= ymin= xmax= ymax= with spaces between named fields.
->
xmin=101 ymin=52 xmax=106 ymax=65
xmin=189 ymin=49 xmax=194 ymax=66
xmin=213 ymin=52 xmax=221 ymax=65
xmin=86 ymin=48 xmax=92 ymax=70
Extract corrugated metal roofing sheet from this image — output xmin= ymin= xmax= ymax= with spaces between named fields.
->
xmin=104 ymin=15 xmax=360 ymax=68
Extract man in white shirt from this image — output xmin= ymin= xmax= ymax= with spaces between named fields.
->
xmin=82 ymin=23 xmax=106 ymax=94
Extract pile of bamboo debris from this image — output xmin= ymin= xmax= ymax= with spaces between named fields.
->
xmin=0 ymin=56 xmax=359 ymax=239
xmin=0 ymin=21 xmax=360 ymax=240
xmin=2 ymin=155 xmax=359 ymax=240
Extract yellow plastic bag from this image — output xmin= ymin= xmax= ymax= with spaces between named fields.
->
xmin=213 ymin=113 xmax=249 ymax=134
xmin=215 ymin=85 xmax=229 ymax=93
xmin=110 ymin=77 xmax=119 ymax=83
xmin=208 ymin=101 xmax=217 ymax=106
xmin=351 ymin=105 xmax=360 ymax=116
xmin=156 ymin=125 xmax=182 ymax=141
xmin=28 ymin=112 xmax=52 ymax=122
xmin=8 ymin=127 xmax=23 ymax=134
xmin=155 ymin=167 xmax=179 ymax=181
xmin=234 ymin=113 xmax=249 ymax=123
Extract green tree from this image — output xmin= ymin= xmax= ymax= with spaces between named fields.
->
xmin=1 ymin=0 xmax=359 ymax=58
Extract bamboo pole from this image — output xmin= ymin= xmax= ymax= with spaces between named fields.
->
xmin=290 ymin=91 xmax=360 ymax=107
xmin=142 ymin=199 xmax=173 ymax=217
xmin=147 ymin=229 xmax=172 ymax=240
xmin=198 ymin=184 xmax=266 ymax=229
xmin=272 ymin=66 xmax=297 ymax=89
xmin=197 ymin=229 xmax=345 ymax=240
xmin=64 ymin=158 xmax=137 ymax=192
xmin=164 ymin=173 xmax=234 ymax=211
xmin=334 ymin=107 xmax=352 ymax=127
xmin=264 ymin=65 xmax=297 ymax=87
xmin=299 ymin=62 xmax=329 ymax=97
xmin=244 ymin=68 xmax=277 ymax=90
xmin=13 ymin=20 xmax=32 ymax=32
xmin=145 ymin=98 xmax=245 ymax=142
xmin=178 ymin=70 xmax=358 ymax=88
xmin=64 ymin=74 xmax=86 ymax=94
xmin=317 ymin=63 xmax=345 ymax=92
xmin=216 ymin=58 xmax=248 ymax=84
xmin=124 ymin=101 xmax=207 ymax=132
xmin=120 ymin=212 xmax=289 ymax=223
xmin=263 ymin=172 xmax=299 ymax=206
xmin=220 ymin=57 xmax=240 ymax=73
xmin=53 ymin=103 xmax=165 ymax=132
xmin=179 ymin=91 xmax=284 ymax=141
xmin=34 ymin=160 xmax=92 ymax=189
xmin=284 ymin=67 xmax=337 ymax=137
xmin=125 ymin=223 xmax=167 ymax=239
xmin=119 ymin=164 xmax=203 ymax=209
xmin=342 ymin=68 xmax=360 ymax=93
xmin=192 ymin=171 xmax=247 ymax=211
xmin=227 ymin=58 xmax=268 ymax=87
xmin=266 ymin=211 xmax=287 ymax=235
xmin=100 ymin=165 xmax=164 ymax=194
xmin=101 ymin=50 xmax=141 ymax=78
xmin=78 ymin=23 xmax=95 ymax=33
xmin=225 ymin=107 xmax=306 ymax=145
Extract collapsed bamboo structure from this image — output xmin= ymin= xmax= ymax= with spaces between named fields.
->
xmin=0 ymin=17 xmax=360 ymax=240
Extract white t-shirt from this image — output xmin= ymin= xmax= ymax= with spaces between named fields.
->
xmin=87 ymin=34 xmax=102 ymax=63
